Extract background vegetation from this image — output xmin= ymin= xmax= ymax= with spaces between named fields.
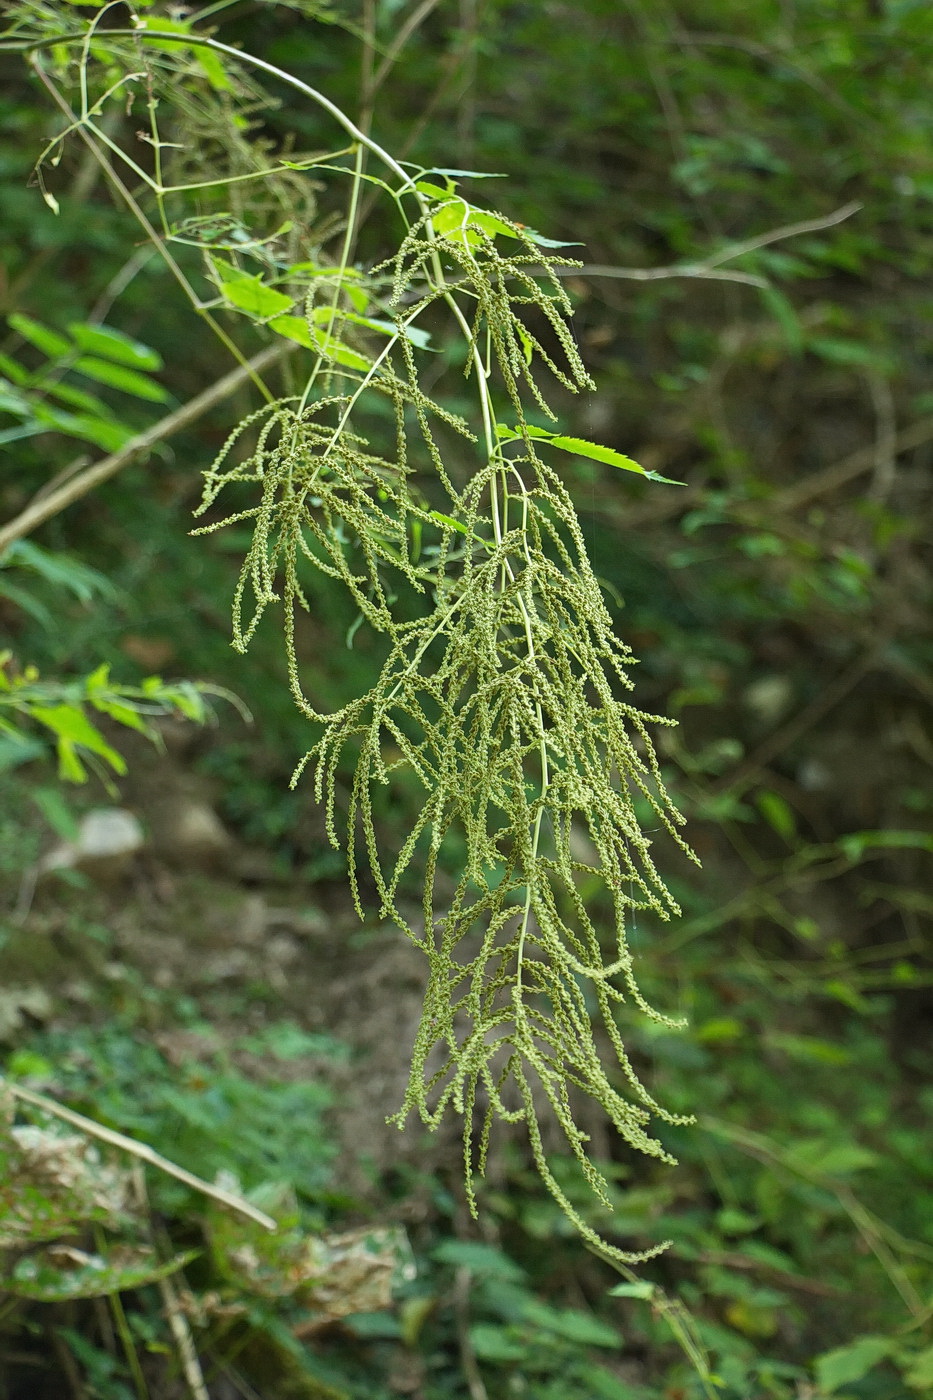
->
xmin=1 ymin=2 xmax=931 ymax=1398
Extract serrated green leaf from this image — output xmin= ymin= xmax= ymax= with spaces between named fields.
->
xmin=523 ymin=229 xmax=583 ymax=247
xmin=415 ymin=180 xmax=457 ymax=201
xmin=268 ymin=314 xmax=316 ymax=348
xmin=72 ymin=356 xmax=168 ymax=402
xmin=496 ymin=424 xmax=681 ymax=481
xmin=67 ymin=322 xmax=163 ymax=371
xmin=219 ymin=275 xmax=294 ymax=320
xmin=267 ymin=315 xmax=370 ymax=370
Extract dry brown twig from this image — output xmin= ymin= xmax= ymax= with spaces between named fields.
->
xmin=0 ymin=341 xmax=293 ymax=556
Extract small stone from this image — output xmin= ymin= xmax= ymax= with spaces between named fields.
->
xmin=40 ymin=808 xmax=145 ymax=883
xmin=148 ymin=798 xmax=233 ymax=869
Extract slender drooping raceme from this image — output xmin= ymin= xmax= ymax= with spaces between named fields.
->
xmin=16 ymin=1 xmax=698 ymax=1261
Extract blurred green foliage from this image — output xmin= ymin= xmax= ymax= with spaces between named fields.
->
xmin=1 ymin=1 xmax=931 ymax=1398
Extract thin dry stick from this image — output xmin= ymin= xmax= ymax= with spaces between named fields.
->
xmin=5 ymin=1080 xmax=277 ymax=1230
xmin=370 ymin=0 xmax=443 ymax=96
xmin=561 ymin=263 xmax=768 ymax=288
xmin=699 ymin=199 xmax=862 ymax=268
xmin=453 ymin=1266 xmax=489 ymax=1400
xmin=0 ymin=341 xmax=294 ymax=556
xmin=866 ymin=370 xmax=897 ymax=504
xmin=128 ymin=1164 xmax=211 ymax=1400
xmin=160 ymin=1274 xmax=211 ymax=1400
xmin=555 ymin=200 xmax=862 ymax=289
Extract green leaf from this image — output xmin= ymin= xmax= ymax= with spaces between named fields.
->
xmin=419 ymin=167 xmax=507 ymax=180
xmin=72 ymin=357 xmax=169 ymax=402
xmin=137 ymin=14 xmax=232 ymax=88
xmin=0 ymin=577 xmax=53 ymax=626
xmin=0 ymin=731 xmax=45 ymax=772
xmin=212 ymin=258 xmax=294 ymax=318
xmin=29 ymin=704 xmax=127 ymax=779
xmin=756 ymin=790 xmax=797 ymax=840
xmin=31 ymin=784 xmax=80 ymax=841
xmin=365 ymin=316 xmax=433 ymax=349
xmin=809 ymin=337 xmax=894 ymax=371
xmin=67 ymin=322 xmax=163 ymax=371
xmin=496 ymin=424 xmax=683 ymax=482
xmin=608 ymin=1280 xmax=656 ymax=1300
xmin=221 ymin=278 xmax=295 ymax=320
xmin=427 ymin=511 xmax=491 ymax=549
xmin=29 ymin=404 xmax=133 ymax=452
xmin=814 ymin=1336 xmax=892 ymax=1393
xmin=522 ymin=1299 xmax=621 ymax=1348
xmin=0 ymin=352 xmax=30 ymax=384
xmin=903 ymin=1344 xmax=933 ymax=1391
xmin=44 ymin=378 xmax=123 ymax=419
xmin=56 ymin=739 xmax=88 ymax=783
xmin=268 ymin=317 xmax=370 ymax=371
xmin=415 ymin=180 xmax=457 ymax=202
xmin=3 ymin=541 xmax=117 ymax=605
xmin=766 ymin=1033 xmax=851 ymax=1067
xmin=469 ymin=1324 xmax=527 ymax=1363
xmin=695 ymin=1016 xmax=744 ymax=1044
xmin=8 ymin=313 xmax=71 ymax=359
xmin=432 ymin=1239 xmax=526 ymax=1281
xmin=786 ymin=1138 xmax=879 ymax=1177
xmin=267 ymin=314 xmax=316 ymax=348
xmin=194 ymin=46 xmax=233 ymax=91
xmin=523 ymin=229 xmax=583 ymax=248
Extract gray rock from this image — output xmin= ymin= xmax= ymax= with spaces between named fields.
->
xmin=40 ymin=808 xmax=145 ymax=883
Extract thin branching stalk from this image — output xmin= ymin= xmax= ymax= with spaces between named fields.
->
xmin=5 ymin=1 xmax=701 ymax=1262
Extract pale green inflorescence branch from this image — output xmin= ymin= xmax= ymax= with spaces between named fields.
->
xmin=11 ymin=0 xmax=700 ymax=1263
